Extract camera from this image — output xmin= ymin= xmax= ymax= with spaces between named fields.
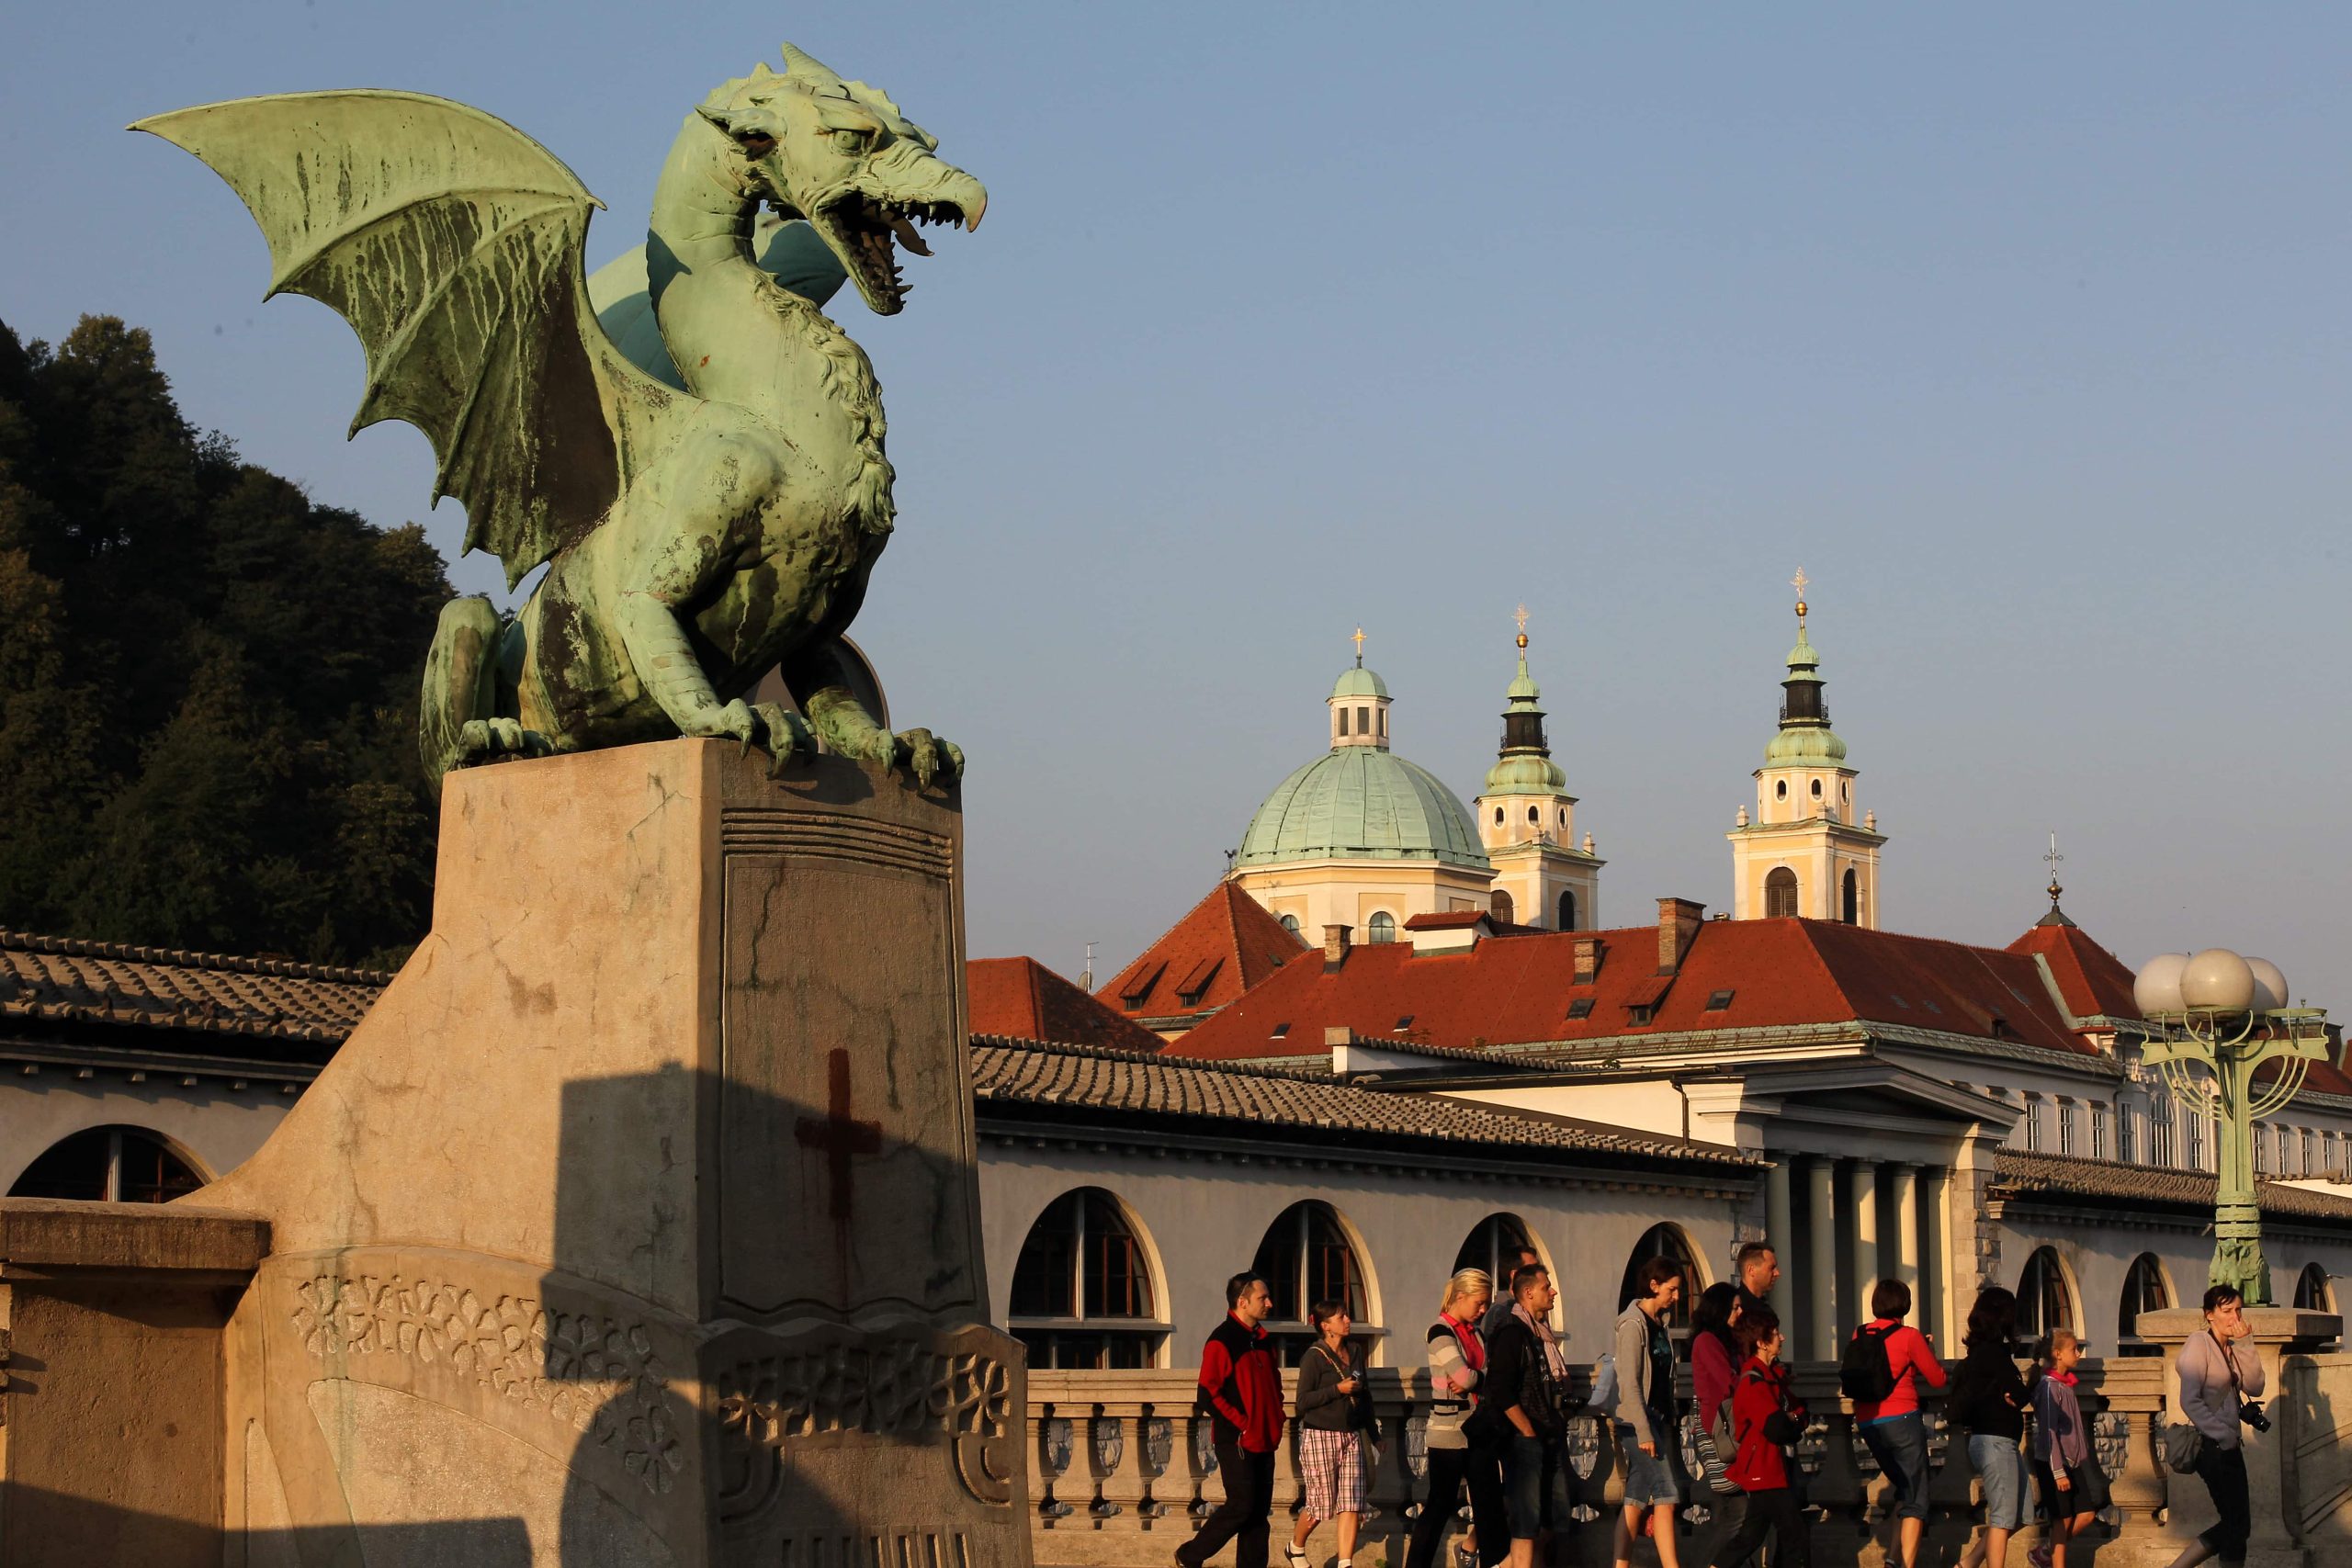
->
xmin=2240 ymin=1401 xmax=2272 ymax=1434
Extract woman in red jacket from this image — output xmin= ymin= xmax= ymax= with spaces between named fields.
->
xmin=1712 ymin=1304 xmax=1810 ymax=1568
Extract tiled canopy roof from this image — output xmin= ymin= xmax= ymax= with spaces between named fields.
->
xmin=969 ymin=1034 xmax=1759 ymax=1171
xmin=1169 ymin=915 xmax=2095 ymax=1061
xmin=2005 ymin=921 xmax=2142 ymax=1021
xmin=1994 ymin=1150 xmax=2352 ymax=1224
xmin=0 ymin=931 xmax=387 ymax=1050
xmin=1099 ymin=882 xmax=1306 ymax=1022
xmin=967 ymin=958 xmax=1166 ymax=1054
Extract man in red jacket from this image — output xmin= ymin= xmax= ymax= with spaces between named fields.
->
xmin=1178 ymin=1271 xmax=1285 ymax=1568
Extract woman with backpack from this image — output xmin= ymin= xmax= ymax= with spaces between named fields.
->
xmin=1949 ymin=1287 xmax=2031 ymax=1568
xmin=1846 ymin=1279 xmax=1947 ymax=1568
xmin=1691 ymin=1283 xmax=1748 ymax=1536
xmin=1712 ymin=1303 xmax=1810 ymax=1568
xmin=1406 ymin=1269 xmax=1509 ymax=1568
xmin=1290 ymin=1299 xmax=1377 ymax=1568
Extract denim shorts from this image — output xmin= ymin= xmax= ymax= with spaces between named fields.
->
xmin=1616 ymin=1423 xmax=1684 ymax=1507
xmin=1971 ymin=1434 xmax=2030 ymax=1531
xmin=1504 ymin=1435 xmax=1549 ymax=1539
xmin=1862 ymin=1413 xmax=1930 ymax=1520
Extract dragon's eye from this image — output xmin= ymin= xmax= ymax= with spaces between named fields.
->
xmin=827 ymin=128 xmax=874 ymax=155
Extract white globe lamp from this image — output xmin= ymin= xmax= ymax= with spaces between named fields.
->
xmin=2246 ymin=957 xmax=2290 ymax=1013
xmin=2179 ymin=948 xmax=2258 ymax=1014
xmin=2132 ymin=953 xmax=2190 ymax=1017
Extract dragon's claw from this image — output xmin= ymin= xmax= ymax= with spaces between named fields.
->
xmin=749 ymin=702 xmax=820 ymax=777
xmin=895 ymin=728 xmax=961 ymax=788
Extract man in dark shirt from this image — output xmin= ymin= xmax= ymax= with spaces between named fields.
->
xmin=1178 ymin=1271 xmax=1284 ymax=1568
xmin=1735 ymin=1240 xmax=1781 ymax=1318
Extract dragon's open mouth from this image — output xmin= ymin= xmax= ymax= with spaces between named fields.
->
xmin=818 ymin=192 xmax=971 ymax=314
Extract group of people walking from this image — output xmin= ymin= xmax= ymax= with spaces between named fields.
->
xmin=1172 ymin=1247 xmax=2272 ymax=1568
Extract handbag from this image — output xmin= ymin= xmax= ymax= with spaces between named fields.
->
xmin=2164 ymin=1328 xmax=2245 ymax=1474
xmin=1695 ymin=1400 xmax=1742 ymax=1496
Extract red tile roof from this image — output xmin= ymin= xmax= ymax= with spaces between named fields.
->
xmin=2005 ymin=921 xmax=2142 ymax=1021
xmin=967 ymin=958 xmax=1168 ymax=1054
xmin=1405 ymin=910 xmax=1490 ymax=931
xmin=1166 ymin=917 xmax=2099 ymax=1062
xmin=0 ymin=930 xmax=383 ymax=1053
xmin=1097 ymin=882 xmax=1308 ymax=1023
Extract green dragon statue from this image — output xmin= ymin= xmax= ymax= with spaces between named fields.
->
xmin=135 ymin=44 xmax=985 ymax=791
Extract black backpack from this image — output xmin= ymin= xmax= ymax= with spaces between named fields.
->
xmin=1839 ymin=1323 xmax=1900 ymax=1402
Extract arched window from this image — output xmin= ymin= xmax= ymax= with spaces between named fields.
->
xmin=1558 ymin=809 xmax=1568 ymax=827
xmin=1765 ymin=867 xmax=1799 ymax=919
xmin=1366 ymin=912 xmax=1396 ymax=944
xmin=1618 ymin=1223 xmax=1702 ymax=1335
xmin=1842 ymin=782 xmax=1850 ymax=802
xmin=1558 ymin=891 xmax=1577 ymax=931
xmin=1491 ymin=890 xmax=1515 ymax=925
xmin=1775 ymin=780 xmax=1788 ymax=800
xmin=2296 ymin=1263 xmax=2335 ymax=1313
xmin=1280 ymin=913 xmax=1302 ymax=937
xmin=1455 ymin=1212 xmax=1538 ymax=1281
xmin=8 ymin=1126 xmax=206 ymax=1203
xmin=2118 ymin=1253 xmax=2170 ymax=1356
xmin=1007 ymin=1188 xmax=1166 ymax=1369
xmin=1527 ymin=806 xmax=1540 ymax=824
xmin=1493 ymin=807 xmax=1504 ymax=826
xmin=2016 ymin=1247 xmax=2075 ymax=1342
xmin=1810 ymin=779 xmax=1823 ymax=799
xmin=1251 ymin=1200 xmax=1374 ymax=1363
xmin=1842 ymin=869 xmax=1860 ymax=925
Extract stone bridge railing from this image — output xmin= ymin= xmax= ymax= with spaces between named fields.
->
xmin=1028 ymin=1358 xmax=2185 ymax=1568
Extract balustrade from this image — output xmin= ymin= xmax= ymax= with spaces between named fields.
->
xmin=1026 ymin=1359 xmax=2184 ymax=1568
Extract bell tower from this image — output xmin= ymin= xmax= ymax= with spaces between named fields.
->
xmin=1473 ymin=609 xmax=1603 ymax=930
xmin=1727 ymin=573 xmax=1886 ymax=925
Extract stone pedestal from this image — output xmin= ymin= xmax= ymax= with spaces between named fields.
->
xmin=2138 ymin=1306 xmax=2343 ymax=1568
xmin=199 ymin=739 xmax=1026 ymax=1566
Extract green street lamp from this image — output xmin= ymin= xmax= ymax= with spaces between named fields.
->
xmin=2132 ymin=948 xmax=2332 ymax=1304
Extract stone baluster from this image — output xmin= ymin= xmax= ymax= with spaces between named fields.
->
xmin=1091 ymin=1391 xmax=1152 ymax=1521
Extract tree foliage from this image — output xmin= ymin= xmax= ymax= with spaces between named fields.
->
xmin=0 ymin=314 xmax=452 ymax=968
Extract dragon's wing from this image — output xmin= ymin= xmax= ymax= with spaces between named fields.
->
xmin=135 ymin=91 xmax=678 ymax=587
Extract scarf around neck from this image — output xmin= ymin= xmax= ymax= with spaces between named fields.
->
xmin=1516 ymin=1302 xmax=1570 ymax=1382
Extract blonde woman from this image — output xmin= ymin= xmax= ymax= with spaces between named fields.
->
xmin=1408 ymin=1269 xmax=1509 ymax=1568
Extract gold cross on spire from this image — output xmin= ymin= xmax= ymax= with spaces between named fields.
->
xmin=1791 ymin=567 xmax=1809 ymax=628
xmin=1351 ymin=626 xmax=1365 ymax=666
xmin=1514 ymin=604 xmax=1530 ymax=650
xmin=2045 ymin=829 xmax=2064 ymax=904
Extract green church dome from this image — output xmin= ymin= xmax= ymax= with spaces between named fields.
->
xmin=1763 ymin=725 xmax=1849 ymax=766
xmin=1485 ymin=751 xmax=1568 ymax=793
xmin=1330 ymin=665 xmax=1390 ymax=701
xmin=1238 ymin=749 xmax=1490 ymax=871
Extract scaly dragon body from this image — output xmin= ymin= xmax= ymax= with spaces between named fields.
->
xmin=137 ymin=45 xmax=984 ymax=789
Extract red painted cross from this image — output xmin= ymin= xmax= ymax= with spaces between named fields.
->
xmin=796 ymin=1047 xmax=882 ymax=1223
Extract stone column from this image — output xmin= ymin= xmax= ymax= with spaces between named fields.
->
xmin=1851 ymin=1159 xmax=1880 ymax=1333
xmin=1922 ymin=1166 xmax=1952 ymax=1344
xmin=1805 ymin=1156 xmax=1837 ymax=1359
xmin=1890 ymin=1163 xmax=1921 ymax=1323
xmin=1765 ymin=1156 xmax=1793 ymax=1275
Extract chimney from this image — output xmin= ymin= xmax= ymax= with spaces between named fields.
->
xmin=1657 ymin=897 xmax=1706 ymax=975
xmin=1323 ymin=924 xmax=1351 ymax=971
xmin=1573 ymin=937 xmax=1601 ymax=986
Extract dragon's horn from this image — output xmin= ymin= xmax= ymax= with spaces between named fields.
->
xmin=780 ymin=43 xmax=845 ymax=85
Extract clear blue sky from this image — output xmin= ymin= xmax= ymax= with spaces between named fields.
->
xmin=6 ymin=4 xmax=2347 ymax=1006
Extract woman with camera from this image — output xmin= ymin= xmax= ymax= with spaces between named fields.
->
xmin=1291 ymin=1299 xmax=1378 ymax=1568
xmin=2163 ymin=1284 xmax=2267 ymax=1568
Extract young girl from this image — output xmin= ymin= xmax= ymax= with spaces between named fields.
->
xmin=1713 ymin=1304 xmax=1811 ymax=1568
xmin=2029 ymin=1330 xmax=2105 ymax=1568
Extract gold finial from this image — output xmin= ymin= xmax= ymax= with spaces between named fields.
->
xmin=1514 ymin=604 xmax=1529 ymax=649
xmin=1351 ymin=626 xmax=1365 ymax=666
xmin=1791 ymin=567 xmax=1809 ymax=627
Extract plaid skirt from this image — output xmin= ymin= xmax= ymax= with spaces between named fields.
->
xmin=1298 ymin=1427 xmax=1366 ymax=1518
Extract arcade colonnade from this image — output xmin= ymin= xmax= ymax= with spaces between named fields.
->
xmin=1764 ymin=1152 xmax=1958 ymax=1357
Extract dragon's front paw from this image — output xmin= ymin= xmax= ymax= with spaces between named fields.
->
xmin=893 ymin=728 xmax=963 ymax=788
xmin=747 ymin=702 xmax=820 ymax=777
xmin=456 ymin=717 xmax=552 ymax=764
